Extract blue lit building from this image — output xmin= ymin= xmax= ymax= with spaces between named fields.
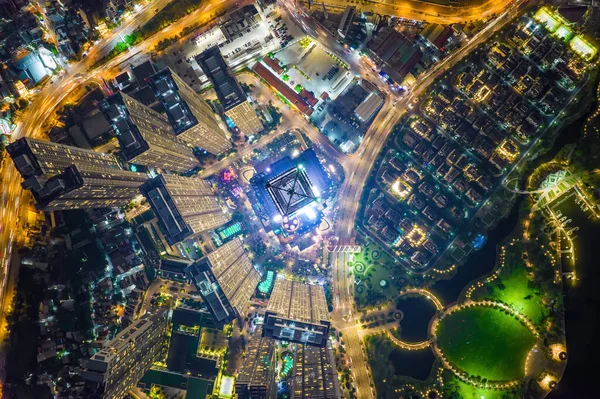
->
xmin=250 ymin=149 xmax=331 ymax=235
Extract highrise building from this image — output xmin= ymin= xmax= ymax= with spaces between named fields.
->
xmin=100 ymin=92 xmax=197 ymax=173
xmin=7 ymin=138 xmax=147 ymax=210
xmin=81 ymin=310 xmax=168 ymax=399
xmin=235 ymin=327 xmax=275 ymax=399
xmin=291 ymin=343 xmax=341 ymax=399
xmin=262 ymin=278 xmax=330 ymax=347
xmin=148 ymin=68 xmax=231 ymax=154
xmin=139 ymin=174 xmax=229 ymax=245
xmin=195 ymin=47 xmax=263 ymax=136
xmin=185 ymin=238 xmax=260 ymax=327
xmin=7 ymin=137 xmax=121 ymax=178
xmin=26 ymin=164 xmax=147 ymax=211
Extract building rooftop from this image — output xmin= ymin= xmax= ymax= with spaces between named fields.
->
xmin=149 ymin=68 xmax=199 ymax=135
xmin=195 ymin=46 xmax=246 ymax=112
xmin=253 ymin=62 xmax=313 ymax=115
xmin=250 ymin=148 xmax=330 ymax=220
xmin=267 ymin=278 xmax=329 ymax=325
xmin=266 ymin=166 xmax=318 ymax=217
xmin=131 ymin=60 xmax=156 ymax=87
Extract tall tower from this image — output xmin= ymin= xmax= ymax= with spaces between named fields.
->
xmin=81 ymin=310 xmax=168 ymax=399
xmin=7 ymin=138 xmax=147 ymax=210
xmin=139 ymin=174 xmax=229 ymax=245
xmin=291 ymin=342 xmax=342 ymax=399
xmin=27 ymin=164 xmax=147 ymax=211
xmin=7 ymin=137 xmax=121 ymax=178
xmin=100 ymin=92 xmax=197 ymax=173
xmin=148 ymin=68 xmax=232 ymax=154
xmin=235 ymin=327 xmax=276 ymax=399
xmin=195 ymin=47 xmax=263 ymax=136
xmin=262 ymin=278 xmax=330 ymax=347
xmin=185 ymin=238 xmax=260 ymax=327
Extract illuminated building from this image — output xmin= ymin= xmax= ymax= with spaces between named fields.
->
xmin=235 ymin=327 xmax=275 ymax=399
xmin=140 ymin=174 xmax=229 ymax=245
xmin=148 ymin=67 xmax=231 ymax=154
xmin=25 ymin=164 xmax=147 ymax=211
xmin=250 ymin=149 xmax=330 ymax=221
xmin=262 ymin=278 xmax=330 ymax=347
xmin=100 ymin=92 xmax=197 ymax=173
xmin=291 ymin=342 xmax=341 ymax=398
xmin=195 ymin=47 xmax=263 ymax=136
xmin=7 ymin=138 xmax=146 ymax=210
xmin=7 ymin=137 xmax=121 ymax=178
xmin=185 ymin=238 xmax=260 ymax=327
xmin=81 ymin=310 xmax=168 ymax=399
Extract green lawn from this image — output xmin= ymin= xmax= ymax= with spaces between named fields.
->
xmin=437 ymin=306 xmax=536 ymax=382
xmin=472 ymin=266 xmax=546 ymax=326
xmin=443 ymin=373 xmax=520 ymax=399
xmin=352 ymin=243 xmax=401 ymax=307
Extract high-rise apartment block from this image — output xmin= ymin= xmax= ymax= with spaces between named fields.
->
xmin=291 ymin=343 xmax=341 ymax=399
xmin=81 ymin=310 xmax=168 ymax=399
xmin=7 ymin=138 xmax=147 ymax=210
xmin=139 ymin=174 xmax=229 ymax=245
xmin=7 ymin=137 xmax=121 ymax=178
xmin=100 ymin=92 xmax=197 ymax=173
xmin=26 ymin=164 xmax=147 ymax=211
xmin=148 ymin=68 xmax=231 ymax=154
xmin=185 ymin=238 xmax=260 ymax=327
xmin=195 ymin=47 xmax=263 ymax=136
xmin=235 ymin=327 xmax=276 ymax=399
xmin=262 ymin=279 xmax=330 ymax=347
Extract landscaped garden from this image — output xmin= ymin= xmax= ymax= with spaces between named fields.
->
xmin=470 ymin=263 xmax=547 ymax=326
xmin=351 ymin=243 xmax=406 ymax=309
xmin=436 ymin=306 xmax=537 ymax=382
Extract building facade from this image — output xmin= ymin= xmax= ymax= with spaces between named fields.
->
xmin=148 ymin=68 xmax=231 ymax=154
xmin=185 ymin=238 xmax=260 ymax=327
xmin=235 ymin=327 xmax=275 ymax=399
xmin=100 ymin=92 xmax=197 ymax=173
xmin=139 ymin=174 xmax=229 ymax=245
xmin=7 ymin=137 xmax=121 ymax=178
xmin=81 ymin=310 xmax=168 ymax=399
xmin=195 ymin=47 xmax=263 ymax=136
xmin=262 ymin=279 xmax=330 ymax=347
xmin=291 ymin=343 xmax=341 ymax=399
xmin=26 ymin=164 xmax=147 ymax=211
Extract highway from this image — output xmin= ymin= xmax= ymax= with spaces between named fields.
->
xmin=310 ymin=0 xmax=513 ymax=24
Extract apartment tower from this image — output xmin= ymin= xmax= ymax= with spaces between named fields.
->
xmin=195 ymin=47 xmax=263 ymax=136
xmin=185 ymin=238 xmax=260 ymax=327
xmin=100 ymin=91 xmax=197 ymax=173
xmin=139 ymin=174 xmax=229 ymax=245
xmin=148 ymin=68 xmax=231 ymax=154
xmin=235 ymin=327 xmax=275 ymax=399
xmin=262 ymin=278 xmax=330 ymax=347
xmin=81 ymin=310 xmax=168 ymax=399
xmin=7 ymin=138 xmax=147 ymax=210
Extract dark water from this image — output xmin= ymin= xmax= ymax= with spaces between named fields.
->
xmin=549 ymin=197 xmax=600 ymax=399
xmin=396 ymin=296 xmax=437 ymax=342
xmin=389 ymin=348 xmax=436 ymax=381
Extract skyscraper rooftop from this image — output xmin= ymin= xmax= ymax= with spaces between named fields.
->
xmin=186 ymin=238 xmax=260 ymax=327
xmin=263 ymin=278 xmax=330 ymax=347
xmin=139 ymin=174 xmax=229 ymax=245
